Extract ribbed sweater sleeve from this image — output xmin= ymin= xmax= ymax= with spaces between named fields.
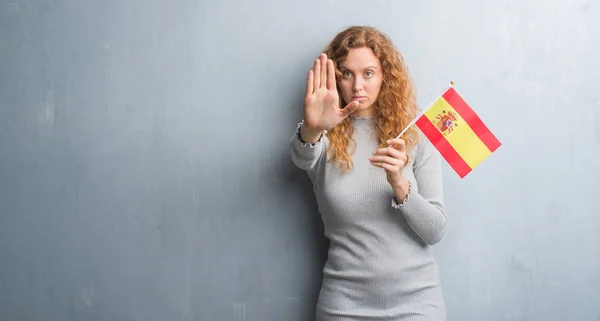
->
xmin=290 ymin=121 xmax=327 ymax=174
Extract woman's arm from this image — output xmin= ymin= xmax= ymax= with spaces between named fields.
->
xmin=290 ymin=121 xmax=328 ymax=173
xmin=392 ymin=139 xmax=447 ymax=245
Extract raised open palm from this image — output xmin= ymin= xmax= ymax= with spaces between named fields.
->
xmin=303 ymin=54 xmax=359 ymax=132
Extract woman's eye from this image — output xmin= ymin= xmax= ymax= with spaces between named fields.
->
xmin=365 ymin=71 xmax=374 ymax=77
xmin=343 ymin=71 xmax=352 ymax=78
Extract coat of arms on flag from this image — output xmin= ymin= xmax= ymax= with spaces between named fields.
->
xmin=433 ymin=110 xmax=459 ymax=136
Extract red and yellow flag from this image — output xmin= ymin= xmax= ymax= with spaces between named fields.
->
xmin=414 ymin=86 xmax=501 ymax=178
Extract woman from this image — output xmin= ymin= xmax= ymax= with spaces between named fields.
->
xmin=290 ymin=26 xmax=447 ymax=321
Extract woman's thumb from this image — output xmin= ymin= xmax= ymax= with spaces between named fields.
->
xmin=341 ymin=101 xmax=360 ymax=117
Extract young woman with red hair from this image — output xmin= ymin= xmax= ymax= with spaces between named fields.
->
xmin=290 ymin=26 xmax=448 ymax=321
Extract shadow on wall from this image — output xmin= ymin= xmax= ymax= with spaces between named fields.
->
xmin=274 ymin=88 xmax=331 ymax=314
xmin=280 ymin=53 xmax=331 ymax=269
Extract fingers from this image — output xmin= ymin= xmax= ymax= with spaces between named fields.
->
xmin=386 ymin=138 xmax=406 ymax=151
xmin=369 ymin=153 xmax=403 ymax=174
xmin=306 ymin=70 xmax=314 ymax=97
xmin=320 ymin=54 xmax=327 ymax=89
xmin=371 ymin=140 xmax=408 ymax=174
xmin=309 ymin=53 xmax=335 ymax=94
xmin=371 ymin=147 xmax=407 ymax=169
xmin=369 ymin=155 xmax=400 ymax=167
xmin=374 ymin=146 xmax=404 ymax=159
xmin=340 ymin=101 xmax=359 ymax=117
xmin=326 ymin=58 xmax=336 ymax=90
xmin=370 ymin=162 xmax=397 ymax=173
xmin=313 ymin=57 xmax=321 ymax=90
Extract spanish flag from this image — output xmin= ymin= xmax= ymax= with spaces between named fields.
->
xmin=413 ymin=85 xmax=501 ymax=178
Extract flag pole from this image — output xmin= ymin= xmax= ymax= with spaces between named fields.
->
xmin=394 ymin=80 xmax=455 ymax=140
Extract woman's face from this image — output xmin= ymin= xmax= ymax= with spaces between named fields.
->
xmin=337 ymin=47 xmax=383 ymax=117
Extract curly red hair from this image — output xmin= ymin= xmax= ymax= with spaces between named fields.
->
xmin=322 ymin=26 xmax=419 ymax=172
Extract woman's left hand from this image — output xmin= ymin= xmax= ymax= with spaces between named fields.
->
xmin=369 ymin=138 xmax=407 ymax=188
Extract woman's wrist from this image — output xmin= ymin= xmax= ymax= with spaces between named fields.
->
xmin=300 ymin=123 xmax=324 ymax=144
xmin=392 ymin=177 xmax=411 ymax=202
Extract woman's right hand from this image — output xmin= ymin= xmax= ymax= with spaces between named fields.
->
xmin=301 ymin=53 xmax=359 ymax=142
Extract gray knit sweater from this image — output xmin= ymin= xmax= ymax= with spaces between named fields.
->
xmin=290 ymin=115 xmax=447 ymax=321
